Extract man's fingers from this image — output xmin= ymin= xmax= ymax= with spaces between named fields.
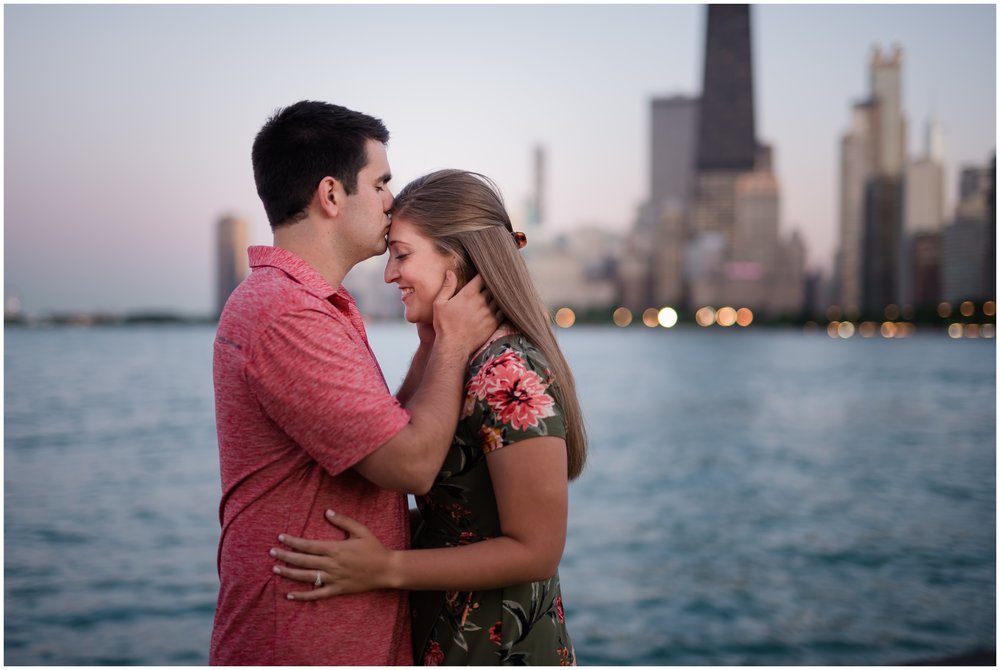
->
xmin=434 ymin=270 xmax=458 ymax=303
xmin=486 ymin=293 xmax=501 ymax=319
xmin=459 ymin=273 xmax=485 ymax=296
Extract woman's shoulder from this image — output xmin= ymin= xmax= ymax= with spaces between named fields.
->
xmin=473 ymin=332 xmax=552 ymax=377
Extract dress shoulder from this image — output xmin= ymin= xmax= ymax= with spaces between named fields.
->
xmin=463 ymin=334 xmax=566 ymax=453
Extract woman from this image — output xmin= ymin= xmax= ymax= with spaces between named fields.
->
xmin=270 ymin=169 xmax=586 ymax=665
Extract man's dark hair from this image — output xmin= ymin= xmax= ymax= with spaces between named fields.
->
xmin=251 ymin=100 xmax=390 ymax=228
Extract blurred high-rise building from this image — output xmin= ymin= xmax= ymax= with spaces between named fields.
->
xmin=523 ymin=144 xmax=546 ymax=238
xmin=651 ymin=95 xmax=700 ymax=209
xmin=685 ymin=4 xmax=803 ymax=315
xmin=904 ymin=121 xmax=947 ymax=236
xmin=689 ymin=3 xmax=756 ymax=252
xmin=910 ymin=232 xmax=942 ymax=309
xmin=870 ymin=46 xmax=907 ymax=177
xmin=688 ymin=3 xmax=757 ymax=307
xmin=985 ymin=156 xmax=996 ymax=298
xmin=695 ymin=5 xmax=756 ymax=173
xmin=864 ymin=45 xmax=907 ymax=314
xmin=899 ymin=119 xmax=947 ymax=308
xmin=838 ymin=44 xmax=908 ymax=317
xmin=862 ymin=175 xmax=904 ymax=313
xmin=216 ymin=215 xmax=249 ymax=317
xmin=533 ymin=145 xmax=545 ymax=226
xmin=838 ymin=100 xmax=875 ymax=316
xmin=625 ymin=95 xmax=698 ymax=310
xmin=626 ymin=3 xmax=804 ymax=318
xmin=941 ymin=160 xmax=995 ymax=305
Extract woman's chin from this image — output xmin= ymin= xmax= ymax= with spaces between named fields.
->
xmin=403 ymin=309 xmax=425 ymax=325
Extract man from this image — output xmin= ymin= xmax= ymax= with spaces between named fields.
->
xmin=210 ymin=101 xmax=497 ymax=665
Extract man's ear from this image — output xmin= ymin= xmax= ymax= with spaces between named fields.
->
xmin=315 ymin=176 xmax=343 ymax=218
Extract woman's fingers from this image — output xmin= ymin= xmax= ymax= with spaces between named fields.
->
xmin=270 ymin=552 xmax=347 ymax=600
xmin=269 ymin=545 xmax=325 ymax=570
xmin=271 ymin=565 xmax=342 ymax=600
xmin=276 ymin=533 xmax=336 ymax=554
xmin=323 ymin=510 xmax=373 ymax=539
xmin=270 ymin=511 xmax=386 ymax=601
xmin=285 ymin=586 xmax=336 ymax=602
xmin=272 ymin=564 xmax=322 ymax=585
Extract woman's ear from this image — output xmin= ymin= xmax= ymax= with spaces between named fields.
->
xmin=450 ymin=255 xmax=471 ymax=289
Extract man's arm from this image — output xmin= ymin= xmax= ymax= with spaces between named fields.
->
xmin=353 ymin=272 xmax=498 ymax=494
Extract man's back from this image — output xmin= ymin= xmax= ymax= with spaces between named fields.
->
xmin=210 ymin=246 xmax=412 ymax=665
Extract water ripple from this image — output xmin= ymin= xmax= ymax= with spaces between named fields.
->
xmin=4 ymin=325 xmax=995 ymax=665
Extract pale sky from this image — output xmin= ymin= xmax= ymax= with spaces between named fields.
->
xmin=4 ymin=3 xmax=996 ymax=315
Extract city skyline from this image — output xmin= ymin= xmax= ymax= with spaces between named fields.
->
xmin=4 ymin=3 xmax=995 ymax=316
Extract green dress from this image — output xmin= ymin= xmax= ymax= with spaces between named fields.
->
xmin=411 ymin=334 xmax=576 ymax=666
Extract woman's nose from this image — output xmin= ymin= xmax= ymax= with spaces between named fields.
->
xmin=384 ymin=259 xmax=398 ymax=284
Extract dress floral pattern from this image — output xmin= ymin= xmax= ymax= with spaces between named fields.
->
xmin=411 ymin=334 xmax=576 ymax=666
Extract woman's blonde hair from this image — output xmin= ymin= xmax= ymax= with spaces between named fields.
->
xmin=391 ymin=169 xmax=587 ymax=480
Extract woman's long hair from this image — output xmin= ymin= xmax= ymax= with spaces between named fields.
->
xmin=391 ymin=169 xmax=587 ymax=480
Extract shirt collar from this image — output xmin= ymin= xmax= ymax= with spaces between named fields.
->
xmin=248 ymin=245 xmax=341 ymax=301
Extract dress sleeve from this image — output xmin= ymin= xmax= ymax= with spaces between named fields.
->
xmin=245 ymin=308 xmax=410 ymax=475
xmin=465 ymin=342 xmax=566 ymax=455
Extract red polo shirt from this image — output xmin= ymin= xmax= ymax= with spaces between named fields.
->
xmin=210 ymin=246 xmax=412 ymax=666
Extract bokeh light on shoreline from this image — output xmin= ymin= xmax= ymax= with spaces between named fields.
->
xmin=555 ymin=307 xmax=576 ymax=328
xmin=612 ymin=307 xmax=633 ymax=327
xmin=543 ymin=301 xmax=993 ymax=334
xmin=641 ymin=308 xmax=659 ymax=328
xmin=695 ymin=306 xmax=716 ymax=327
xmin=657 ymin=307 xmax=679 ymax=328
xmin=716 ymin=306 xmax=738 ymax=327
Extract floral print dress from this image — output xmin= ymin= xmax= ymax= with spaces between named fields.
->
xmin=411 ymin=333 xmax=576 ymax=666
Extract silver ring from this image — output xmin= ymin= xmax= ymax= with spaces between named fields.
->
xmin=314 ymin=570 xmax=323 ymax=587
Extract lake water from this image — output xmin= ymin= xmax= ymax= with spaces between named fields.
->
xmin=4 ymin=324 xmax=995 ymax=665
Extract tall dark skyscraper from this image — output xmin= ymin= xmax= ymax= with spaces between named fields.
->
xmin=696 ymin=4 xmax=756 ymax=172
xmin=629 ymin=3 xmax=804 ymax=315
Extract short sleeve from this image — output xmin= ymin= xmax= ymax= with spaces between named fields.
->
xmin=464 ymin=340 xmax=566 ymax=455
xmin=246 ymin=308 xmax=410 ymax=475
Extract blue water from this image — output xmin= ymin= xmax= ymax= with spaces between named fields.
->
xmin=4 ymin=324 xmax=995 ymax=665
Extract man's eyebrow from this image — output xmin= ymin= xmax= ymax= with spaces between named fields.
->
xmin=378 ymin=172 xmax=392 ymax=184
